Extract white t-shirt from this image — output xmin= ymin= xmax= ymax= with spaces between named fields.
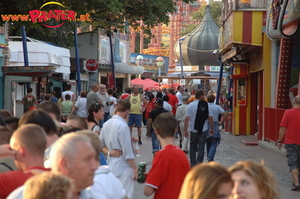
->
xmin=109 ymin=96 xmax=117 ymax=116
xmin=163 ymin=101 xmax=172 ymax=112
xmin=88 ymin=166 xmax=127 ymax=199
xmin=75 ymin=97 xmax=87 ymax=118
xmin=62 ymin=90 xmax=74 ymax=102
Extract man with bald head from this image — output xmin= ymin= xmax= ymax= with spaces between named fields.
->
xmin=278 ymin=95 xmax=300 ymax=191
xmin=50 ymin=133 xmax=99 ymax=198
xmin=0 ymin=124 xmax=49 ymax=198
xmin=86 ymin=84 xmax=101 ymax=114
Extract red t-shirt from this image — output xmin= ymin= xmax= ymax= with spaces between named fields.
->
xmin=280 ymin=108 xmax=300 ymax=145
xmin=146 ymin=145 xmax=190 ymax=199
xmin=145 ymin=98 xmax=156 ymax=119
xmin=120 ymin=93 xmax=130 ymax=99
xmin=0 ymin=166 xmax=50 ymax=198
xmin=167 ymin=94 xmax=179 ymax=115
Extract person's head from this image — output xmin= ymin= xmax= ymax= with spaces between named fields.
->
xmin=293 ymin=95 xmax=300 ymax=105
xmin=228 ymin=160 xmax=280 ymax=199
xmin=162 ymin=94 xmax=169 ymax=102
xmin=44 ymin=94 xmax=51 ymax=101
xmin=156 ymin=91 xmax=163 ymax=98
xmin=50 ymin=133 xmax=98 ymax=192
xmin=91 ymin=84 xmax=99 ymax=92
xmin=37 ymin=101 xmax=61 ymax=122
xmin=62 ymin=127 xmax=82 ymax=135
xmin=107 ymin=88 xmax=113 ymax=95
xmin=87 ymin=103 xmax=104 ymax=123
xmin=19 ymin=109 xmax=58 ymax=137
xmin=76 ymin=130 xmax=101 ymax=161
xmin=51 ymin=91 xmax=56 ymax=96
xmin=179 ymin=162 xmax=233 ymax=199
xmin=195 ymin=89 xmax=204 ymax=99
xmin=132 ymin=85 xmax=139 ymax=94
xmin=162 ymin=88 xmax=167 ymax=93
xmin=125 ymin=87 xmax=132 ymax=94
xmin=66 ymin=115 xmax=88 ymax=130
xmin=4 ymin=117 xmax=19 ymax=132
xmin=116 ymin=99 xmax=131 ymax=113
xmin=80 ymin=91 xmax=86 ymax=98
xmin=10 ymin=124 xmax=47 ymax=170
xmin=0 ymin=109 xmax=13 ymax=119
xmin=0 ymin=127 xmax=13 ymax=145
xmin=182 ymin=95 xmax=189 ymax=104
xmin=66 ymin=84 xmax=72 ymax=90
xmin=99 ymin=84 xmax=106 ymax=93
xmin=65 ymin=94 xmax=71 ymax=101
xmin=148 ymin=93 xmax=154 ymax=101
xmin=23 ymin=172 xmax=74 ymax=199
xmin=177 ymin=86 xmax=182 ymax=92
xmin=207 ymin=94 xmax=216 ymax=103
xmin=153 ymin=112 xmax=177 ymax=138
xmin=27 ymin=88 xmax=33 ymax=93
xmin=155 ymin=98 xmax=164 ymax=108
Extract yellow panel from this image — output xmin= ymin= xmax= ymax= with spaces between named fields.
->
xmin=262 ymin=33 xmax=272 ymax=107
xmin=233 ymin=12 xmax=243 ymax=43
xmin=252 ymin=12 xmax=263 ymax=46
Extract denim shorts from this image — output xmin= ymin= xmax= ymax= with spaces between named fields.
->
xmin=286 ymin=144 xmax=300 ymax=171
xmin=128 ymin=114 xmax=142 ymax=127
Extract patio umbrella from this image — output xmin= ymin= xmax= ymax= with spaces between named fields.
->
xmin=131 ymin=78 xmax=159 ymax=90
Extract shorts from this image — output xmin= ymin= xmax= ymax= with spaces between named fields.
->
xmin=286 ymin=144 xmax=300 ymax=171
xmin=128 ymin=114 xmax=142 ymax=127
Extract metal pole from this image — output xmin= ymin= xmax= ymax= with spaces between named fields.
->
xmin=179 ymin=39 xmax=184 ymax=79
xmin=74 ymin=27 xmax=81 ymax=93
xmin=21 ymin=26 xmax=30 ymax=90
xmin=215 ymin=62 xmax=224 ymax=105
xmin=108 ymin=33 xmax=117 ymax=87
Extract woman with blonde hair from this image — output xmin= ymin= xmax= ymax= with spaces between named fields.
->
xmin=179 ymin=162 xmax=233 ymax=199
xmin=23 ymin=172 xmax=74 ymax=199
xmin=228 ymin=160 xmax=280 ymax=199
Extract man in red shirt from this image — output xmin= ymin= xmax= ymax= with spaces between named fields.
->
xmin=167 ymin=88 xmax=178 ymax=115
xmin=144 ymin=112 xmax=190 ymax=199
xmin=278 ymin=95 xmax=300 ymax=191
xmin=0 ymin=124 xmax=49 ymax=198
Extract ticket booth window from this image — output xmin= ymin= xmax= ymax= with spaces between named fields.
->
xmin=237 ymin=79 xmax=247 ymax=106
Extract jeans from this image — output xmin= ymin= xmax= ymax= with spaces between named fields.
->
xmin=206 ymin=137 xmax=219 ymax=161
xmin=151 ymin=128 xmax=161 ymax=153
xmin=99 ymin=112 xmax=110 ymax=128
xmin=189 ymin=131 xmax=208 ymax=167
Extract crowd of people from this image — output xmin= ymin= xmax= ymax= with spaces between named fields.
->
xmin=0 ymin=83 xmax=288 ymax=199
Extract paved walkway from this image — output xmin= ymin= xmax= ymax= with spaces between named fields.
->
xmin=131 ymin=127 xmax=299 ymax=199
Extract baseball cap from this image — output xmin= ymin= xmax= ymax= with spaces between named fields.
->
xmin=182 ymin=95 xmax=189 ymax=101
xmin=155 ymin=98 xmax=164 ymax=106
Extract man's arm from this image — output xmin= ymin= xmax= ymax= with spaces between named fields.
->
xmin=209 ymin=116 xmax=214 ymax=136
xmin=277 ymin=126 xmax=286 ymax=150
xmin=147 ymin=118 xmax=152 ymax=133
xmin=127 ymin=159 xmax=137 ymax=181
xmin=184 ymin=116 xmax=190 ymax=138
xmin=0 ymin=144 xmax=15 ymax=157
xmin=218 ymin=112 xmax=227 ymax=125
xmin=144 ymin=185 xmax=155 ymax=196
xmin=72 ymin=93 xmax=76 ymax=104
xmin=140 ymin=95 xmax=149 ymax=111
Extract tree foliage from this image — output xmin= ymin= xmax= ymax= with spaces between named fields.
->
xmin=0 ymin=0 xmax=195 ymax=47
xmin=180 ymin=0 xmax=222 ymax=37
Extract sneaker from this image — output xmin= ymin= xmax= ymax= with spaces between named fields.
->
xmin=291 ymin=185 xmax=300 ymax=191
xmin=225 ymin=132 xmax=230 ymax=135
xmin=138 ymin=140 xmax=142 ymax=145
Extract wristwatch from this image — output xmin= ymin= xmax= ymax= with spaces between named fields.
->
xmin=277 ymin=140 xmax=282 ymax=143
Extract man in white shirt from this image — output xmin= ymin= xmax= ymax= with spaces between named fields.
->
xmin=176 ymin=86 xmax=184 ymax=106
xmin=97 ymin=84 xmax=111 ymax=127
xmin=100 ymin=99 xmax=137 ymax=198
xmin=107 ymin=88 xmax=117 ymax=117
xmin=61 ymin=84 xmax=75 ymax=104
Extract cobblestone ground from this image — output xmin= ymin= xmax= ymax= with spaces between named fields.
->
xmin=213 ymin=140 xmax=292 ymax=187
